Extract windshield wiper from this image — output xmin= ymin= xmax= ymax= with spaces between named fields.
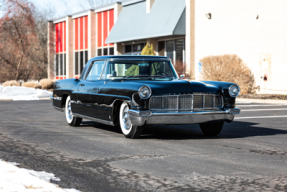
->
xmin=150 ymin=75 xmax=173 ymax=79
xmin=125 ymin=75 xmax=150 ymax=79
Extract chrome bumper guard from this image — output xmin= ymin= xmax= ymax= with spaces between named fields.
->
xmin=128 ymin=108 xmax=240 ymax=126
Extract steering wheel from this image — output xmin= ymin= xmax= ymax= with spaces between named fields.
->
xmin=155 ymin=72 xmax=169 ymax=76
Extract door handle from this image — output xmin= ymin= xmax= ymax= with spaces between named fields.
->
xmin=79 ymin=83 xmax=85 ymax=86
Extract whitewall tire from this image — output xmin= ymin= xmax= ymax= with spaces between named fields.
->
xmin=119 ymin=102 xmax=143 ymax=139
xmin=65 ymin=96 xmax=82 ymax=126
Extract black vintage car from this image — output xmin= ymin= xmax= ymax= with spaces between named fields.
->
xmin=51 ymin=55 xmax=240 ymax=139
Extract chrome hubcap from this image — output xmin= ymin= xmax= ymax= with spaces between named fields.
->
xmin=122 ymin=106 xmax=131 ymax=130
xmin=67 ymin=101 xmax=73 ymax=120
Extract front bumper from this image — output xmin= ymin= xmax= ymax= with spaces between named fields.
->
xmin=128 ymin=108 xmax=240 ymax=126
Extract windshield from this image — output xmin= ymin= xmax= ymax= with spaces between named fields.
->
xmin=106 ymin=60 xmax=177 ymax=80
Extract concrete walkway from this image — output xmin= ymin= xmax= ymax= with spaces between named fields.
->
xmin=237 ymin=98 xmax=287 ymax=104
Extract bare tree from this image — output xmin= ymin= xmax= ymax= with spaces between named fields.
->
xmin=0 ymin=0 xmax=55 ymax=82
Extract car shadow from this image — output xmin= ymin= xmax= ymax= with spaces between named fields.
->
xmin=80 ymin=121 xmax=122 ymax=134
xmin=80 ymin=120 xmax=287 ymax=140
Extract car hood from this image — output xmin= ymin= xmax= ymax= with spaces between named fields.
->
xmin=122 ymin=79 xmax=220 ymax=95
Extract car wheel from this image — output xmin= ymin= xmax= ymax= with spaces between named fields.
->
xmin=199 ymin=122 xmax=224 ymax=136
xmin=119 ymin=102 xmax=143 ymax=139
xmin=65 ymin=96 xmax=82 ymax=126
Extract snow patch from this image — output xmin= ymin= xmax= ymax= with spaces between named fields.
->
xmin=8 ymin=162 xmax=20 ymax=166
xmin=28 ymin=170 xmax=61 ymax=182
xmin=0 ymin=85 xmax=52 ymax=101
xmin=0 ymin=160 xmax=81 ymax=192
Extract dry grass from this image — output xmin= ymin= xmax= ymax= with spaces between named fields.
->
xmin=39 ymin=79 xmax=54 ymax=89
xmin=200 ymin=54 xmax=256 ymax=94
xmin=22 ymin=82 xmax=42 ymax=89
xmin=2 ymin=80 xmax=20 ymax=87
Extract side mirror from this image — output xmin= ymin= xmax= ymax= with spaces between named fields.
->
xmin=180 ymin=74 xmax=185 ymax=79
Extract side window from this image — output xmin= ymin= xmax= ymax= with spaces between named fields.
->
xmin=86 ymin=61 xmax=105 ymax=80
xmin=150 ymin=62 xmax=173 ymax=76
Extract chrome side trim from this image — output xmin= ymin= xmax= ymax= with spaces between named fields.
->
xmin=51 ymin=96 xmax=62 ymax=101
xmin=73 ymin=99 xmax=131 ymax=109
xmin=73 ymin=113 xmax=114 ymax=126
xmin=53 ymin=106 xmax=64 ymax=112
xmin=73 ymin=100 xmax=117 ymax=108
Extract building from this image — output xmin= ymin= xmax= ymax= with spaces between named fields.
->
xmin=48 ymin=0 xmax=287 ymax=94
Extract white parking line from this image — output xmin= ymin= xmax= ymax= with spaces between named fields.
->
xmin=242 ymin=108 xmax=287 ymax=112
xmin=235 ymin=115 xmax=287 ymax=120
xmin=237 ymin=104 xmax=287 ymax=107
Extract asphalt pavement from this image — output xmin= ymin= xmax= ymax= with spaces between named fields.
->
xmin=0 ymin=100 xmax=286 ymax=191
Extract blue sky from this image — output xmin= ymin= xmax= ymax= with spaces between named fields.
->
xmin=29 ymin=0 xmax=90 ymax=18
xmin=28 ymin=0 xmax=117 ymax=19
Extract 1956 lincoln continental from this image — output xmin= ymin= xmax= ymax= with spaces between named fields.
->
xmin=51 ymin=55 xmax=240 ymax=139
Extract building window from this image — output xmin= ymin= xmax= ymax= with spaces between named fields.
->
xmin=97 ymin=47 xmax=114 ymax=56
xmin=98 ymin=49 xmax=102 ymax=56
xmin=96 ymin=9 xmax=115 ymax=57
xmin=109 ymin=47 xmax=114 ymax=55
xmin=125 ymin=45 xmax=132 ymax=53
xmin=158 ymin=41 xmax=165 ymax=56
xmin=104 ymin=48 xmax=108 ymax=56
xmin=166 ymin=41 xmax=174 ymax=61
xmin=74 ymin=51 xmax=88 ymax=76
xmin=55 ymin=53 xmax=66 ymax=79
xmin=74 ymin=16 xmax=88 ymax=77
xmin=175 ymin=39 xmax=184 ymax=62
xmin=162 ymin=39 xmax=185 ymax=64
xmin=54 ymin=21 xmax=66 ymax=79
xmin=124 ymin=43 xmax=146 ymax=55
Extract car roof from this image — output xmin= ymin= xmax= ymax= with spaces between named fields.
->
xmin=90 ymin=55 xmax=170 ymax=60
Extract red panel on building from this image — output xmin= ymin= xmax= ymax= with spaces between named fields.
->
xmin=64 ymin=22 xmax=66 ymax=52
xmin=59 ymin=22 xmax=63 ymax=53
xmin=55 ymin=23 xmax=59 ymax=53
xmin=109 ymin=9 xmax=114 ymax=46
xmin=80 ymin=17 xmax=84 ymax=50
xmin=75 ymin=18 xmax=78 ymax=51
xmin=85 ymin=16 xmax=88 ymax=49
xmin=97 ymin=12 xmax=102 ymax=47
xmin=103 ymin=11 xmax=108 ymax=47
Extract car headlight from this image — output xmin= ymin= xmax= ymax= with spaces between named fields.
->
xmin=138 ymin=86 xmax=152 ymax=99
xmin=229 ymin=85 xmax=240 ymax=97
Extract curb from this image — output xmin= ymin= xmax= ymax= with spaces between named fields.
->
xmin=39 ymin=97 xmax=51 ymax=100
xmin=0 ymin=97 xmax=51 ymax=101
xmin=237 ymin=98 xmax=287 ymax=104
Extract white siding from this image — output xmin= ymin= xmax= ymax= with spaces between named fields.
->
xmin=194 ymin=0 xmax=287 ymax=94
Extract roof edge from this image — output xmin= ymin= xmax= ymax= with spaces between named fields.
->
xmin=106 ymin=32 xmax=175 ymax=44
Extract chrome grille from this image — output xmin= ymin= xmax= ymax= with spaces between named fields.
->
xmin=205 ymin=95 xmax=213 ymax=108
xmin=149 ymin=96 xmax=162 ymax=110
xmin=214 ymin=95 xmax=222 ymax=107
xmin=149 ymin=94 xmax=222 ymax=111
xmin=193 ymin=95 xmax=203 ymax=109
xmin=179 ymin=95 xmax=192 ymax=110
